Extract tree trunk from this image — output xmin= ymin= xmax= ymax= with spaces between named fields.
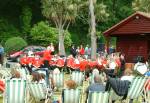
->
xmin=58 ymin=27 xmax=66 ymax=56
xmin=89 ymin=0 xmax=97 ymax=60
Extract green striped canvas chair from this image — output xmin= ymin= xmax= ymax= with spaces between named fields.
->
xmin=52 ymin=73 xmax=64 ymax=88
xmin=16 ymin=68 xmax=29 ymax=80
xmin=4 ymin=79 xmax=27 ymax=103
xmin=63 ymin=89 xmax=81 ymax=103
xmin=127 ymin=77 xmax=147 ymax=99
xmin=144 ymin=78 xmax=150 ymax=103
xmin=88 ymin=91 xmax=109 ymax=103
xmin=110 ymin=77 xmax=148 ymax=102
xmin=0 ymin=69 xmax=11 ymax=79
xmin=28 ymin=83 xmax=50 ymax=103
xmin=71 ymin=71 xmax=84 ymax=86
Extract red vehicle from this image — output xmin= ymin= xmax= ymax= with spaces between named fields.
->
xmin=8 ymin=46 xmax=46 ymax=62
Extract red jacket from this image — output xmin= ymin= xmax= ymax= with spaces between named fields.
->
xmin=71 ymin=59 xmax=80 ymax=69
xmin=43 ymin=50 xmax=52 ymax=61
xmin=88 ymin=61 xmax=97 ymax=69
xmin=32 ymin=58 xmax=43 ymax=68
xmin=56 ymin=58 xmax=65 ymax=67
xmin=79 ymin=60 xmax=88 ymax=71
xmin=27 ymin=57 xmax=34 ymax=65
xmin=20 ymin=56 xmax=28 ymax=65
xmin=67 ymin=57 xmax=74 ymax=67
xmin=79 ymin=48 xmax=85 ymax=55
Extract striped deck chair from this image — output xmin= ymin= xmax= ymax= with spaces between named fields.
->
xmin=4 ymin=79 xmax=27 ymax=103
xmin=144 ymin=78 xmax=150 ymax=103
xmin=127 ymin=77 xmax=147 ymax=99
xmin=0 ymin=69 xmax=11 ymax=79
xmin=71 ymin=71 xmax=84 ymax=86
xmin=110 ymin=77 xmax=148 ymax=102
xmin=16 ymin=68 xmax=29 ymax=80
xmin=34 ymin=68 xmax=50 ymax=87
xmin=52 ymin=73 xmax=64 ymax=88
xmin=28 ymin=83 xmax=51 ymax=103
xmin=63 ymin=89 xmax=81 ymax=103
xmin=88 ymin=91 xmax=109 ymax=103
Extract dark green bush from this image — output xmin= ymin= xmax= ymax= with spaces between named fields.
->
xmin=5 ymin=37 xmax=27 ymax=54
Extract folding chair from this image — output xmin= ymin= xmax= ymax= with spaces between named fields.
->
xmin=63 ymin=89 xmax=81 ymax=103
xmin=71 ymin=71 xmax=84 ymax=86
xmin=28 ymin=82 xmax=52 ymax=103
xmin=4 ymin=79 xmax=27 ymax=103
xmin=33 ymin=68 xmax=50 ymax=87
xmin=0 ymin=69 xmax=11 ymax=79
xmin=16 ymin=68 xmax=29 ymax=80
xmin=52 ymin=73 xmax=64 ymax=89
xmin=109 ymin=77 xmax=148 ymax=103
xmin=88 ymin=91 xmax=109 ymax=103
xmin=127 ymin=77 xmax=147 ymax=100
xmin=144 ymin=78 xmax=150 ymax=103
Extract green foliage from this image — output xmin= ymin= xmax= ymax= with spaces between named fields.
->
xmin=132 ymin=0 xmax=150 ymax=13
xmin=0 ymin=0 xmax=135 ymax=48
xmin=20 ymin=6 xmax=32 ymax=39
xmin=30 ymin=21 xmax=72 ymax=47
xmin=0 ymin=18 xmax=20 ymax=45
xmin=95 ymin=3 xmax=109 ymax=22
xmin=41 ymin=0 xmax=80 ymax=28
xmin=4 ymin=37 xmax=27 ymax=54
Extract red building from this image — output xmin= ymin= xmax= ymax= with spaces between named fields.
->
xmin=103 ymin=12 xmax=150 ymax=62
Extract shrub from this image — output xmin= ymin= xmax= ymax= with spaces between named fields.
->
xmin=30 ymin=21 xmax=72 ymax=47
xmin=5 ymin=37 xmax=27 ymax=54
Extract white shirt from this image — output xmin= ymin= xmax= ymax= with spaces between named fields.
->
xmin=134 ymin=62 xmax=148 ymax=75
xmin=109 ymin=62 xmax=116 ymax=70
xmin=121 ymin=75 xmax=134 ymax=82
xmin=50 ymin=46 xmax=54 ymax=52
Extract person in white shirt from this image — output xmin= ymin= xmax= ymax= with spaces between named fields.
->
xmin=50 ymin=43 xmax=55 ymax=55
xmin=121 ymin=69 xmax=134 ymax=82
xmin=134 ymin=57 xmax=148 ymax=75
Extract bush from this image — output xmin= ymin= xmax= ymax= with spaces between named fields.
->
xmin=0 ymin=18 xmax=20 ymax=44
xmin=5 ymin=37 xmax=27 ymax=54
xmin=30 ymin=21 xmax=72 ymax=47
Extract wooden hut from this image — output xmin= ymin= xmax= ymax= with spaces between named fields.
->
xmin=103 ymin=12 xmax=150 ymax=62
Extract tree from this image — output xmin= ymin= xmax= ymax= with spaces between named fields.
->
xmin=132 ymin=0 xmax=150 ymax=13
xmin=30 ymin=21 xmax=72 ymax=47
xmin=20 ymin=5 xmax=32 ymax=40
xmin=41 ymin=0 xmax=80 ymax=56
xmin=88 ymin=0 xmax=109 ymax=60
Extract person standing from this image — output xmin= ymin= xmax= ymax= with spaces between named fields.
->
xmin=50 ymin=43 xmax=55 ymax=55
xmin=43 ymin=47 xmax=52 ymax=69
xmin=79 ymin=45 xmax=85 ymax=56
xmin=70 ymin=45 xmax=76 ymax=57
xmin=119 ymin=53 xmax=126 ymax=76
xmin=85 ymin=45 xmax=89 ymax=59
xmin=0 ymin=45 xmax=4 ymax=65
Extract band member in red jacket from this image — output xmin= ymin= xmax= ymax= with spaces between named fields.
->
xmin=79 ymin=45 xmax=85 ymax=56
xmin=56 ymin=56 xmax=65 ymax=68
xmin=20 ymin=54 xmax=28 ymax=68
xmin=66 ymin=55 xmax=74 ymax=68
xmin=79 ymin=58 xmax=88 ymax=72
xmin=43 ymin=47 xmax=52 ymax=69
xmin=88 ymin=60 xmax=97 ymax=69
xmin=32 ymin=55 xmax=43 ymax=68
xmin=26 ymin=53 xmax=35 ymax=74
